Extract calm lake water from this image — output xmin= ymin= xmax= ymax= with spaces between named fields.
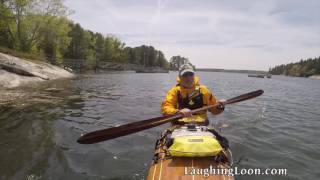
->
xmin=1 ymin=72 xmax=319 ymax=180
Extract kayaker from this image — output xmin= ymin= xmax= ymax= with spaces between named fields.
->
xmin=161 ymin=63 xmax=225 ymax=125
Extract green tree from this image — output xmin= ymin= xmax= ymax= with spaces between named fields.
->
xmin=102 ymin=36 xmax=125 ymax=62
xmin=156 ymin=51 xmax=169 ymax=69
xmin=94 ymin=33 xmax=104 ymax=60
xmin=38 ymin=16 xmax=70 ymax=63
xmin=1 ymin=0 xmax=69 ymax=52
xmin=169 ymin=55 xmax=194 ymax=70
xmin=65 ymin=23 xmax=88 ymax=59
xmin=0 ymin=0 xmax=15 ymax=48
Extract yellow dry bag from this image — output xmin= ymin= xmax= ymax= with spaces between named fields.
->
xmin=168 ymin=135 xmax=223 ymax=157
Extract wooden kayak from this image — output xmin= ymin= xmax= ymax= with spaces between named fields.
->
xmin=147 ymin=125 xmax=235 ymax=180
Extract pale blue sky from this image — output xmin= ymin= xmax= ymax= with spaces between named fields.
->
xmin=64 ymin=0 xmax=320 ymax=70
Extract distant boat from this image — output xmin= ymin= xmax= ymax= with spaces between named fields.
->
xmin=248 ymin=74 xmax=265 ymax=78
xmin=266 ymin=74 xmax=272 ymax=78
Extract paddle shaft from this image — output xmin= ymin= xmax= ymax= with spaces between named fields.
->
xmin=77 ymin=89 xmax=264 ymax=144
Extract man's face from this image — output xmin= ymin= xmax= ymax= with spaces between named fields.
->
xmin=180 ymin=72 xmax=195 ymax=88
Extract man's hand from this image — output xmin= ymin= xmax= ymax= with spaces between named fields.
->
xmin=216 ymin=99 xmax=226 ymax=112
xmin=178 ymin=108 xmax=192 ymax=117
xmin=218 ymin=99 xmax=226 ymax=105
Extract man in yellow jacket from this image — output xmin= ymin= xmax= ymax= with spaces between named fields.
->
xmin=161 ymin=64 xmax=225 ymax=125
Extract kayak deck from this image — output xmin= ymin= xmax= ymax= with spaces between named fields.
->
xmin=147 ymin=125 xmax=234 ymax=180
xmin=147 ymin=157 xmax=234 ymax=180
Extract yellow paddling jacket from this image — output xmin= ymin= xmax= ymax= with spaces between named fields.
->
xmin=161 ymin=77 xmax=221 ymax=123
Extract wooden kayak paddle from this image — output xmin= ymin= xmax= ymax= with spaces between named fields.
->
xmin=77 ymin=89 xmax=264 ymax=144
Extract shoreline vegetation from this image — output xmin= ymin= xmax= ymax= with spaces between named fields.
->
xmin=0 ymin=0 xmax=195 ymax=72
xmin=269 ymin=57 xmax=320 ymax=78
xmin=0 ymin=0 xmax=197 ymax=103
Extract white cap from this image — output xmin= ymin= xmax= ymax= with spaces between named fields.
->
xmin=179 ymin=63 xmax=195 ymax=76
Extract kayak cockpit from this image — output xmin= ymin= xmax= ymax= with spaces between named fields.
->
xmin=147 ymin=124 xmax=234 ymax=180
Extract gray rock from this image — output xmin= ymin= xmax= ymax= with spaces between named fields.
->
xmin=0 ymin=52 xmax=74 ymax=88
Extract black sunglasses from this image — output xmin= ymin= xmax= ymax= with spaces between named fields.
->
xmin=182 ymin=72 xmax=194 ymax=77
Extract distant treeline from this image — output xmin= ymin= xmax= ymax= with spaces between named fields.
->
xmin=197 ymin=68 xmax=266 ymax=74
xmin=0 ymin=0 xmax=194 ymax=70
xmin=269 ymin=57 xmax=320 ymax=77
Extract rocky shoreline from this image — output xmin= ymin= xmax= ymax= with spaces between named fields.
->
xmin=0 ymin=52 xmax=73 ymax=88
xmin=0 ymin=52 xmax=74 ymax=104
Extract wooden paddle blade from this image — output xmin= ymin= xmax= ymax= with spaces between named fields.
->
xmin=77 ymin=114 xmax=181 ymax=144
xmin=226 ymin=89 xmax=264 ymax=105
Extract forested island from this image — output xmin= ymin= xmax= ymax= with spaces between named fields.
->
xmin=0 ymin=0 xmax=195 ymax=72
xmin=269 ymin=57 xmax=320 ymax=78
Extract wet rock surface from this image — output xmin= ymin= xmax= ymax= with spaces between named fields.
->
xmin=0 ymin=52 xmax=73 ymax=88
